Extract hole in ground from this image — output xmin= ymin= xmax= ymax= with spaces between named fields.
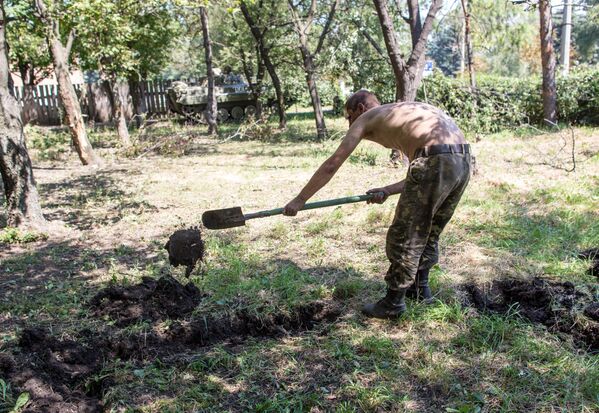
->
xmin=464 ymin=277 xmax=599 ymax=352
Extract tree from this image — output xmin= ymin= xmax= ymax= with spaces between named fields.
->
xmin=239 ymin=0 xmax=287 ymax=129
xmin=0 ymin=0 xmax=45 ymax=229
xmin=5 ymin=0 xmax=51 ymax=125
xmin=287 ymin=0 xmax=340 ymax=140
xmin=372 ymin=0 xmax=443 ymax=102
xmin=222 ymin=10 xmax=266 ymax=118
xmin=460 ymin=0 xmax=475 ymax=89
xmin=573 ymin=0 xmax=599 ymax=63
xmin=539 ymin=0 xmax=557 ymax=124
xmin=200 ymin=5 xmax=217 ymax=134
xmin=33 ymin=0 xmax=102 ymax=166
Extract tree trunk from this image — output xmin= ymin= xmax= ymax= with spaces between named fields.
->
xmin=373 ymin=0 xmax=443 ymax=102
xmin=35 ymin=0 xmax=102 ymax=166
xmin=200 ymin=6 xmax=218 ymax=135
xmin=239 ymin=2 xmax=286 ymax=129
xmin=460 ymin=0 xmax=476 ymax=90
xmin=128 ymin=77 xmax=145 ymax=128
xmin=299 ymin=43 xmax=327 ymax=140
xmin=559 ymin=0 xmax=572 ymax=76
xmin=539 ymin=0 xmax=557 ymax=125
xmin=113 ymin=81 xmax=131 ymax=146
xmin=18 ymin=65 xmax=37 ymax=125
xmin=0 ymin=1 xmax=45 ymax=229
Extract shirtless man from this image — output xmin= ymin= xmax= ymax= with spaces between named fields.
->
xmin=283 ymin=90 xmax=472 ymax=319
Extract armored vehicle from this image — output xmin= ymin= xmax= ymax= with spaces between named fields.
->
xmin=166 ymin=73 xmax=257 ymax=122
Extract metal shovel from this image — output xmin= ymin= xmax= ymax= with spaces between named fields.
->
xmin=202 ymin=193 xmax=383 ymax=230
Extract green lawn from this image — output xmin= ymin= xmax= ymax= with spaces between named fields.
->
xmin=1 ymin=115 xmax=598 ymax=412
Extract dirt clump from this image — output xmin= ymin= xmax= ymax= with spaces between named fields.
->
xmin=90 ymin=275 xmax=203 ymax=326
xmin=8 ymin=327 xmax=103 ymax=413
xmin=578 ymin=248 xmax=599 ymax=277
xmin=465 ymin=277 xmax=599 ymax=351
xmin=164 ymin=227 xmax=205 ymax=276
xmin=584 ymin=302 xmax=599 ymax=321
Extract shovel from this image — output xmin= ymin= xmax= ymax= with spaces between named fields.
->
xmin=202 ymin=193 xmax=384 ymax=230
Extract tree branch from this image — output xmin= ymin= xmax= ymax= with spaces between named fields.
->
xmin=352 ymin=21 xmax=387 ymax=59
xmin=407 ymin=0 xmax=443 ymax=69
xmin=372 ymin=0 xmax=406 ymax=77
xmin=406 ymin=0 xmax=422 ymax=49
xmin=65 ymin=28 xmax=76 ymax=60
xmin=314 ymin=0 xmax=340 ymax=56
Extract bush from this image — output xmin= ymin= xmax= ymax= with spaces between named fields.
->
xmin=417 ymin=68 xmax=599 ymax=133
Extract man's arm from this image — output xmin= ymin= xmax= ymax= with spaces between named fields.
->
xmin=366 ymin=179 xmax=405 ymax=204
xmin=283 ymin=122 xmax=365 ymax=216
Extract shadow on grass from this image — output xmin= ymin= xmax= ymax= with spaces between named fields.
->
xmin=39 ymin=169 xmax=158 ymax=231
xmin=0 ymin=238 xmax=164 ymax=327
xmin=464 ymin=185 xmax=598 ymax=261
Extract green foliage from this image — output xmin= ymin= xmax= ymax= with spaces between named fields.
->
xmin=73 ymin=0 xmax=179 ymax=79
xmin=5 ymin=0 xmax=51 ymax=82
xmin=419 ymin=68 xmax=599 ymax=132
xmin=0 ymin=228 xmax=47 ymax=244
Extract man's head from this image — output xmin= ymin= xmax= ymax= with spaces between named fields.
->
xmin=344 ymin=90 xmax=380 ymax=125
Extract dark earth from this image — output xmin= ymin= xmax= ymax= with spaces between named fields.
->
xmin=2 ymin=243 xmax=596 ymax=411
xmin=164 ymin=227 xmax=205 ymax=276
xmin=2 ymin=275 xmax=342 ymax=412
xmin=578 ymin=247 xmax=599 ymax=277
xmin=465 ymin=277 xmax=599 ymax=351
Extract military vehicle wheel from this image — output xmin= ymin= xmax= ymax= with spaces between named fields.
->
xmin=231 ymin=106 xmax=244 ymax=120
xmin=244 ymin=105 xmax=257 ymax=118
xmin=182 ymin=106 xmax=205 ymax=123
xmin=217 ymin=108 xmax=230 ymax=122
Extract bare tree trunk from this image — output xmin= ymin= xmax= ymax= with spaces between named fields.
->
xmin=460 ymin=0 xmax=476 ymax=90
xmin=287 ymin=0 xmax=339 ymax=140
xmin=18 ymin=65 xmax=37 ymax=125
xmin=128 ymin=77 xmax=145 ymax=128
xmin=0 ymin=0 xmax=45 ymax=229
xmin=296 ymin=38 xmax=327 ymax=140
xmin=34 ymin=0 xmax=102 ymax=166
xmin=560 ymin=0 xmax=572 ymax=76
xmin=200 ymin=6 xmax=218 ymax=135
xmin=233 ymin=12 xmax=265 ymax=119
xmin=373 ymin=0 xmax=443 ymax=102
xmin=113 ymin=81 xmax=131 ymax=146
xmin=104 ymin=79 xmax=130 ymax=146
xmin=240 ymin=1 xmax=286 ymax=129
xmin=539 ymin=0 xmax=557 ymax=125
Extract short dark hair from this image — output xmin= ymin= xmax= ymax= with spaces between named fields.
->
xmin=344 ymin=89 xmax=380 ymax=112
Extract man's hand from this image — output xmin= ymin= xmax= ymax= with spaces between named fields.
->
xmin=366 ymin=187 xmax=390 ymax=204
xmin=283 ymin=196 xmax=306 ymax=216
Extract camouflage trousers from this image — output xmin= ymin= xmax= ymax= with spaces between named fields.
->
xmin=385 ymin=146 xmax=471 ymax=291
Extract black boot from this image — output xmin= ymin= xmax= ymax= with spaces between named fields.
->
xmin=405 ymin=269 xmax=434 ymax=304
xmin=362 ymin=289 xmax=407 ymax=319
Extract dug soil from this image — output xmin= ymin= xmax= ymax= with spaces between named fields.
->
xmin=3 ymin=275 xmax=341 ymax=412
xmin=465 ymin=277 xmax=599 ymax=351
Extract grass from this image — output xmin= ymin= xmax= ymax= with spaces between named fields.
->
xmin=0 ymin=117 xmax=598 ymax=412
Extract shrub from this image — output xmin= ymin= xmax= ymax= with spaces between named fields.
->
xmin=417 ymin=68 xmax=599 ymax=133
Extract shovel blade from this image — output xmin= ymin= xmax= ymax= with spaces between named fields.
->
xmin=202 ymin=207 xmax=245 ymax=229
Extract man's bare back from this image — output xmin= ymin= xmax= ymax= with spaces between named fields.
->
xmin=355 ymin=102 xmax=467 ymax=161
xmin=283 ymin=96 xmax=468 ymax=216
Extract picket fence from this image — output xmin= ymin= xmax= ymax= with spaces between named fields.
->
xmin=13 ymin=79 xmax=172 ymax=126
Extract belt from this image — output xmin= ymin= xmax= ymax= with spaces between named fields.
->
xmin=413 ymin=144 xmax=470 ymax=158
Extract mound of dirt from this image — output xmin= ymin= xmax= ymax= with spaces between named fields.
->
xmin=7 ymin=299 xmax=342 ymax=410
xmin=90 ymin=275 xmax=203 ymax=326
xmin=578 ymin=248 xmax=599 ymax=277
xmin=465 ymin=277 xmax=599 ymax=351
xmin=109 ymin=301 xmax=342 ymax=361
xmin=164 ymin=227 xmax=205 ymax=276
xmin=8 ymin=327 xmax=103 ymax=413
